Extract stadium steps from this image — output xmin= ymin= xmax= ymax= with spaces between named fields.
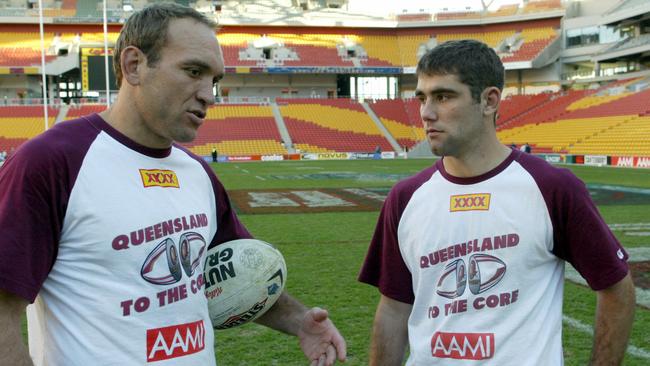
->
xmin=366 ymin=99 xmax=424 ymax=150
xmin=270 ymin=102 xmax=294 ymax=153
xmin=407 ymin=139 xmax=434 ymax=158
xmin=55 ymin=104 xmax=69 ymax=123
xmin=360 ymin=102 xmax=403 ymax=152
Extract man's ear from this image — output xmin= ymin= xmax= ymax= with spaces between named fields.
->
xmin=482 ymin=86 xmax=501 ymax=117
xmin=121 ymin=46 xmax=146 ymax=86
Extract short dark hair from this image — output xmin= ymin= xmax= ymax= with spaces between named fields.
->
xmin=113 ymin=3 xmax=217 ymax=88
xmin=416 ymin=39 xmax=504 ymax=102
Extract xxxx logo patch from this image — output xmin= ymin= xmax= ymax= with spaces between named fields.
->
xmin=450 ymin=193 xmax=491 ymax=212
xmin=140 ymin=169 xmax=180 ymax=188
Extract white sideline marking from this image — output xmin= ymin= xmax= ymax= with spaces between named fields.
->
xmin=609 ymin=223 xmax=650 ymax=230
xmin=241 ymin=169 xmax=250 ymax=174
xmin=562 ymin=315 xmax=650 ymax=360
xmin=255 ymin=175 xmax=266 ymax=181
xmin=565 ymin=247 xmax=650 ymax=308
xmin=608 ymin=223 xmax=650 ymax=237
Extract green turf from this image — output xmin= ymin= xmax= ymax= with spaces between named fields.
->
xmin=211 ymin=159 xmax=650 ymax=365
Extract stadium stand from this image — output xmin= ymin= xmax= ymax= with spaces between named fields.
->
xmin=487 ymin=4 xmax=520 ymax=18
xmin=183 ymin=104 xmax=286 ymax=156
xmin=497 ymin=79 xmax=650 ymax=153
xmin=522 ymin=0 xmax=563 ymax=13
xmin=436 ymin=11 xmax=482 ymax=21
xmin=497 ymin=93 xmax=552 ymax=125
xmin=65 ymin=104 xmax=106 ymax=119
xmin=278 ymin=98 xmax=393 ymax=153
xmin=0 ymin=0 xmax=647 ymax=161
xmin=0 ymin=106 xmax=56 ymax=152
xmin=367 ymin=99 xmax=424 ymax=149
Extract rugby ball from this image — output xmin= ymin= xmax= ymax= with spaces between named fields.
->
xmin=203 ymin=238 xmax=287 ymax=330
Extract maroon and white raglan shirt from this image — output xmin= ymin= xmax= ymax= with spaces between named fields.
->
xmin=0 ymin=114 xmax=251 ymax=365
xmin=359 ymin=149 xmax=629 ymax=365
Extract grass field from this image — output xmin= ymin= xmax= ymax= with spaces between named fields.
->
xmin=209 ymin=159 xmax=650 ymax=365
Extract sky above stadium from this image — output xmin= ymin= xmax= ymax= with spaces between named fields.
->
xmin=348 ymin=0 xmax=524 ymax=14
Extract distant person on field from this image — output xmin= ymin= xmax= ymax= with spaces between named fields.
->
xmin=211 ymin=146 xmax=218 ymax=162
xmin=359 ymin=39 xmax=635 ymax=365
xmin=0 ymin=4 xmax=346 ymax=366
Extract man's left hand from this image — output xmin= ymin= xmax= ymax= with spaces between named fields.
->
xmin=298 ymin=307 xmax=347 ymax=366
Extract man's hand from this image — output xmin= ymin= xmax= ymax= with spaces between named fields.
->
xmin=298 ymin=307 xmax=347 ymax=366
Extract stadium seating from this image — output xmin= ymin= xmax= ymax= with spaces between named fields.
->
xmin=522 ymin=0 xmax=563 ymax=13
xmin=0 ymin=106 xmax=57 ymax=151
xmin=392 ymin=19 xmax=560 ymax=67
xmin=367 ymin=99 xmax=424 ymax=149
xmin=0 ymin=24 xmax=120 ymax=67
xmin=278 ymin=98 xmax=393 ymax=153
xmin=487 ymin=4 xmax=520 ymax=17
xmin=218 ymin=28 xmax=401 ymax=68
xmin=182 ymin=104 xmax=286 ymax=156
xmin=65 ymin=104 xmax=107 ymax=119
xmin=497 ymin=93 xmax=551 ymax=125
xmin=436 ymin=11 xmax=482 ymax=21
xmin=567 ymin=116 xmax=650 ymax=156
xmin=498 ymin=79 xmax=650 ymax=154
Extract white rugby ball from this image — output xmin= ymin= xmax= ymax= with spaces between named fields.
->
xmin=204 ymin=238 xmax=287 ymax=330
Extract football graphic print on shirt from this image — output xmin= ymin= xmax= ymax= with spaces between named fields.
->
xmin=424 ymin=233 xmax=520 ymax=319
xmin=141 ymin=232 xmax=206 ymax=285
xmin=435 ymin=254 xmax=506 ymax=299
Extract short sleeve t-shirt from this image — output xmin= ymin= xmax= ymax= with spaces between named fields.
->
xmin=0 ymin=114 xmax=251 ymax=365
xmin=359 ymin=149 xmax=628 ymax=365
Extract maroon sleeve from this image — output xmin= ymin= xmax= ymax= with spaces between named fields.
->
xmin=358 ymin=166 xmax=437 ymax=304
xmin=184 ymin=153 xmax=252 ymax=248
xmin=210 ymin=177 xmax=253 ymax=246
xmin=0 ymin=118 xmax=100 ymax=302
xmin=517 ymin=152 xmax=629 ymax=291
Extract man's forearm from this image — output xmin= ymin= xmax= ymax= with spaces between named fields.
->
xmin=0 ymin=291 xmax=33 ymax=366
xmin=0 ymin=347 xmax=33 ymax=366
xmin=369 ymin=296 xmax=410 ymax=366
xmin=254 ymin=291 xmax=308 ymax=335
xmin=369 ymin=319 xmax=408 ymax=366
xmin=590 ymin=273 xmax=636 ymax=366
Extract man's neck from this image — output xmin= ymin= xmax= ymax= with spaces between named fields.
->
xmin=98 ymin=94 xmax=171 ymax=149
xmin=442 ymin=140 xmax=512 ymax=178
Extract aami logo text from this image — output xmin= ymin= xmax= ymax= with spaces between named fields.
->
xmin=431 ymin=332 xmax=495 ymax=360
xmin=140 ymin=169 xmax=180 ymax=188
xmin=450 ymin=194 xmax=491 ymax=212
xmin=146 ymin=320 xmax=205 ymax=362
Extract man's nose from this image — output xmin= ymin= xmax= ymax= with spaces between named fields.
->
xmin=420 ymin=100 xmax=438 ymax=122
xmin=197 ymin=80 xmax=216 ymax=106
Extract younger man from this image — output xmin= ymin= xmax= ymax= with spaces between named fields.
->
xmin=359 ymin=39 xmax=635 ymax=365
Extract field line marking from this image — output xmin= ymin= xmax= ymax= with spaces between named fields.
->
xmin=565 ymin=248 xmax=650 ymax=308
xmin=241 ymin=169 xmax=250 ymax=174
xmin=565 ymin=266 xmax=650 ymax=308
xmin=255 ymin=175 xmax=266 ymax=181
xmin=562 ymin=315 xmax=650 ymax=360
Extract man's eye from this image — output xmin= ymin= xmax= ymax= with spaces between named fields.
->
xmin=437 ymin=95 xmax=449 ymax=102
xmin=188 ymin=69 xmax=200 ymax=77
